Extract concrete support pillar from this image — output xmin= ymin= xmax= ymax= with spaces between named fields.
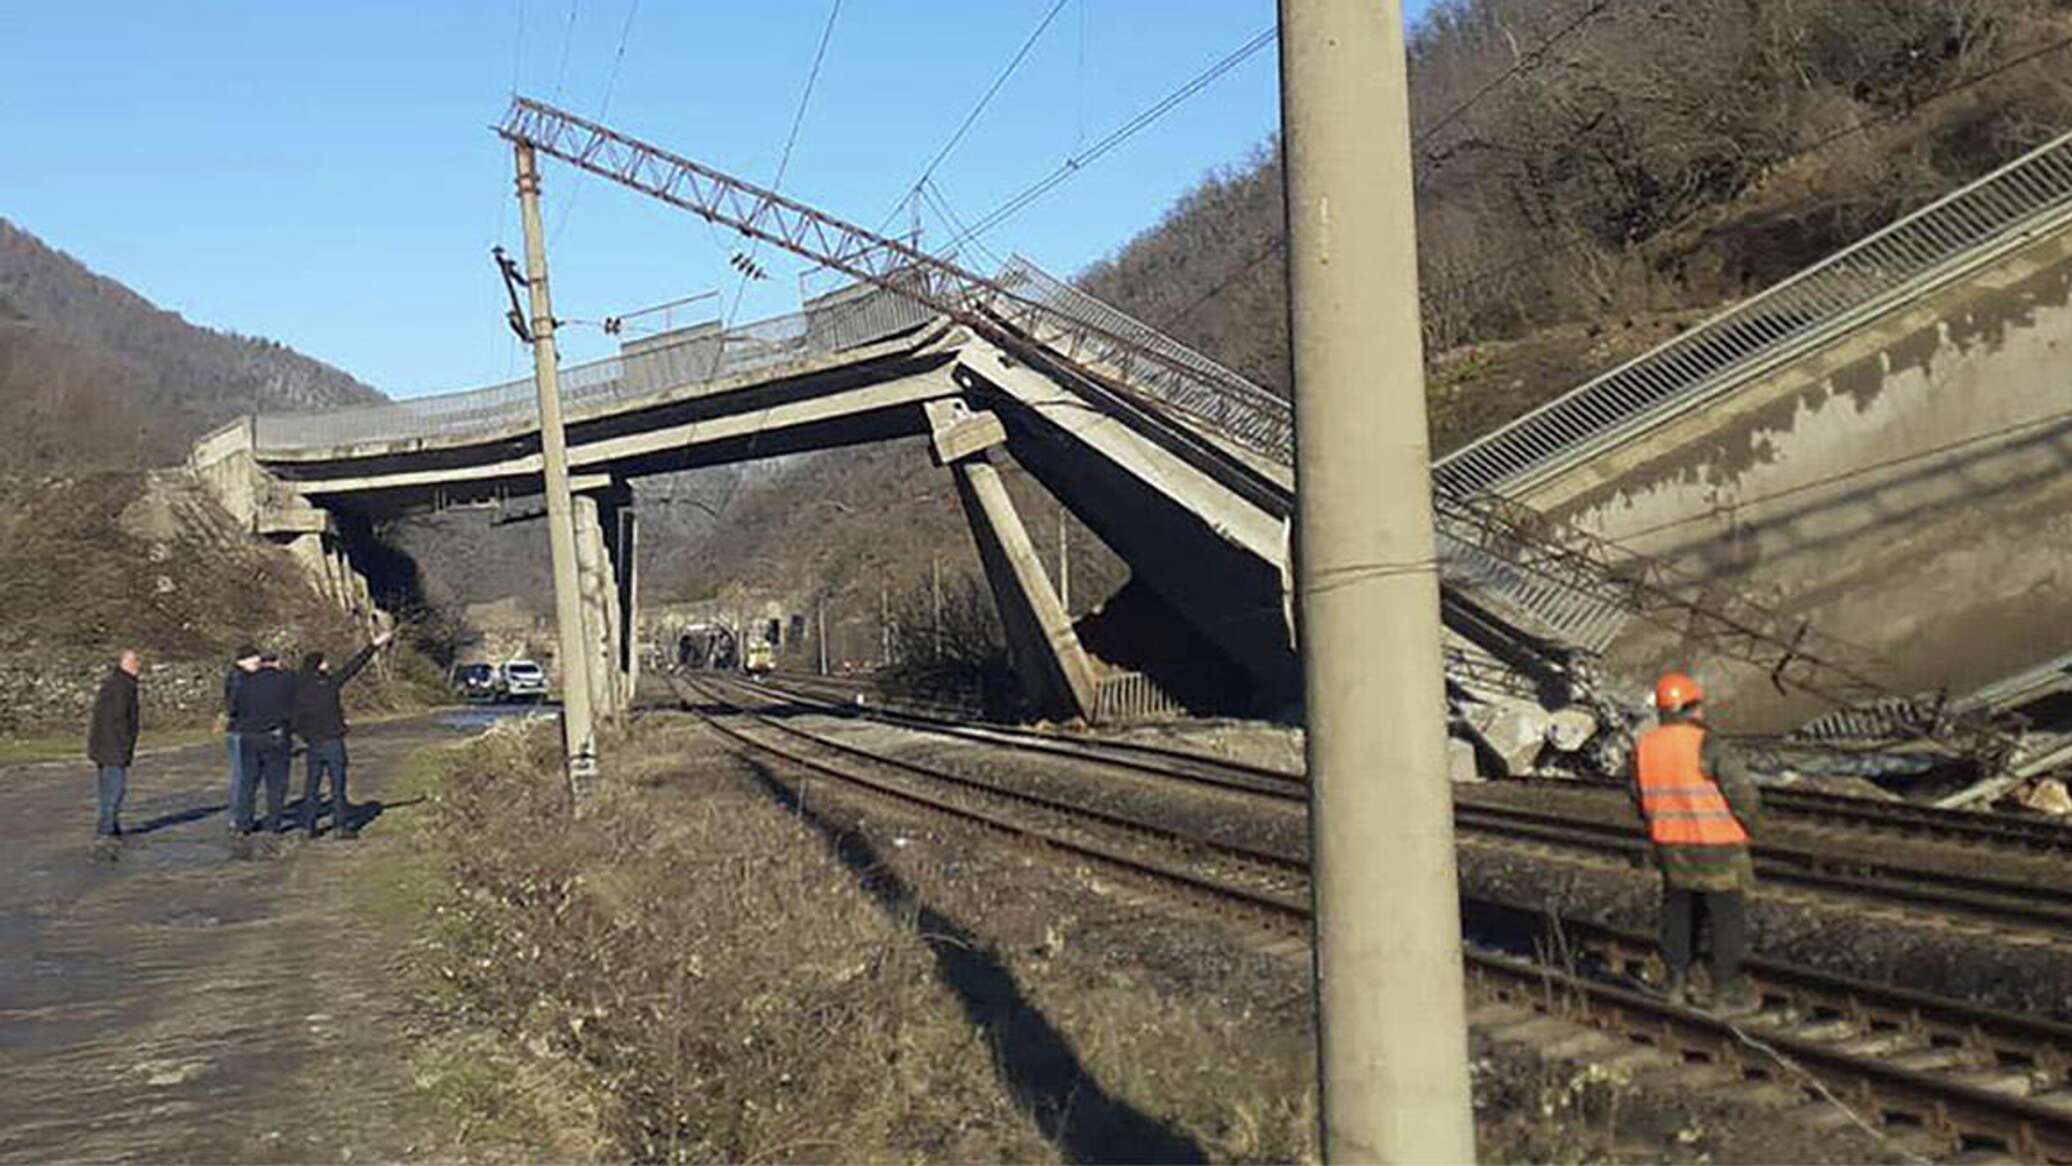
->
xmin=572 ymin=493 xmax=622 ymax=720
xmin=924 ymin=399 xmax=1098 ymax=722
xmin=615 ymin=506 xmax=640 ymax=703
xmin=283 ymin=531 xmax=328 ymax=597
xmin=321 ymin=541 xmax=347 ymax=606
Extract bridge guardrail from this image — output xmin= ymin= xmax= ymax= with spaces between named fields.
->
xmin=251 ymin=285 xmax=933 ymax=452
xmin=985 ymin=257 xmax=1297 ymax=464
xmin=1435 ymin=129 xmax=2072 ymax=500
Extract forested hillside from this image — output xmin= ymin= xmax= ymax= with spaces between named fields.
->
xmin=662 ymin=0 xmax=2072 ymax=642
xmin=1082 ymin=0 xmax=2072 ymax=444
xmin=0 ymin=219 xmax=384 ymax=470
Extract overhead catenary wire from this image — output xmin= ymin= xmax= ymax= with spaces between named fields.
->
xmin=717 ymin=0 xmax=845 ymax=338
xmin=1414 ymin=0 xmax=1621 ymax=150
xmin=936 ymin=23 xmax=1278 ymax=256
xmin=549 ymin=0 xmax=579 ymax=103
xmin=874 ymin=0 xmax=1071 ymax=236
xmin=550 ymin=0 xmax=643 ymax=242
xmin=703 ymin=0 xmax=846 ymax=526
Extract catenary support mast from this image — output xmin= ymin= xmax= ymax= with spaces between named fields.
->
xmin=513 ymin=140 xmax=601 ymax=804
xmin=1279 ymin=1 xmax=1476 ymax=1159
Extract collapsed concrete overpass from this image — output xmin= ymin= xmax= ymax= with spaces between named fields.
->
xmin=193 ymin=113 xmax=2072 ymax=785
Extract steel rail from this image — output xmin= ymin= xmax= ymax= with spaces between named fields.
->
xmin=750 ymin=671 xmax=2072 ymax=857
xmin=725 ymin=671 xmax=2070 ymax=934
xmin=670 ymin=676 xmax=2072 ymax=1161
xmin=680 ymin=674 xmax=1306 ymax=882
xmin=1453 ymin=801 xmax=2072 ymax=935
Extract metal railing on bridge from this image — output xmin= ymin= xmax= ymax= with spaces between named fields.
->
xmin=985 ymin=257 xmax=1297 ymax=464
xmin=252 ymin=285 xmax=934 ymax=452
xmin=1435 ymin=128 xmax=2072 ymax=499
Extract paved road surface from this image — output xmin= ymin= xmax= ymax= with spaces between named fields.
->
xmin=0 ymin=710 xmax=518 ymax=1163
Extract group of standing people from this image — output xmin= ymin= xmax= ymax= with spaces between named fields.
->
xmin=85 ymin=631 xmax=393 ymax=849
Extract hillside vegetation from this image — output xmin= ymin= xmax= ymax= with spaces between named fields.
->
xmin=0 ymin=219 xmax=383 ymax=471
xmin=663 ymin=0 xmax=2072 ymax=653
xmin=1082 ymin=0 xmax=2072 ymax=444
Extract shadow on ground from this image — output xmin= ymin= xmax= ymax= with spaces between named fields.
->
xmin=739 ymin=757 xmax=1206 ymax=1166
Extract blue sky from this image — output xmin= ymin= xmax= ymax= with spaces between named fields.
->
xmin=1 ymin=1 xmax=1433 ymax=399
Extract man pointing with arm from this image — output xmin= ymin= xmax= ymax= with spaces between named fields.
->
xmin=292 ymin=629 xmax=393 ymax=839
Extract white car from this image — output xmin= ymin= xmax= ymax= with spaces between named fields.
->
xmin=500 ymin=659 xmax=549 ymax=702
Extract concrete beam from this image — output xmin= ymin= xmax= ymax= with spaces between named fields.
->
xmin=924 ymin=398 xmax=1007 ymax=464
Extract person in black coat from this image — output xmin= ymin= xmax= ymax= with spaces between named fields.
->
xmin=229 ymin=651 xmax=298 ymax=834
xmin=222 ymin=644 xmax=261 ymax=835
xmin=292 ymin=630 xmax=392 ymax=839
xmin=86 ymin=650 xmax=142 ymax=842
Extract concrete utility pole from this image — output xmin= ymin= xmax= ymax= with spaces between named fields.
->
xmin=1278 ymin=1 xmax=1476 ymax=1161
xmin=817 ymin=599 xmax=829 ymax=676
xmin=513 ymin=140 xmax=601 ymax=805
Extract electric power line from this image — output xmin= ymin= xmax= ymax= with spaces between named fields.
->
xmin=717 ymin=0 xmax=845 ymax=332
xmin=1155 ymin=233 xmax=1285 ymax=330
xmin=1167 ymin=24 xmax=2072 ymax=326
xmin=549 ymin=0 xmax=642 ymax=241
xmin=595 ymin=0 xmax=642 ymax=120
xmin=549 ymin=0 xmax=579 ymax=102
xmin=703 ymin=0 xmax=847 ymax=526
xmin=1414 ymin=0 xmax=1620 ymax=149
xmin=937 ymin=23 xmax=1278 ymax=256
xmin=876 ymin=0 xmax=1071 ymax=235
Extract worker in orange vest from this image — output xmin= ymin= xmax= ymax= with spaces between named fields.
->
xmin=1629 ymin=672 xmax=1762 ymax=1015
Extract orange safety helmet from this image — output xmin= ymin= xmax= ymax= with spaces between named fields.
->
xmin=1654 ymin=672 xmax=1704 ymax=713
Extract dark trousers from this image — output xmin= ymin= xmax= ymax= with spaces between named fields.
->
xmin=238 ymin=733 xmax=290 ymax=832
xmin=224 ymin=732 xmax=247 ymax=832
xmin=95 ymin=765 xmax=128 ymax=836
xmin=302 ymin=738 xmax=349 ymax=834
xmin=1661 ymin=886 xmax=1748 ymax=988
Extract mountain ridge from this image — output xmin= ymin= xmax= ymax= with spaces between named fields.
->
xmin=0 ymin=217 xmax=385 ymax=469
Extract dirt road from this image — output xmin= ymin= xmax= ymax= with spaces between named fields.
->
xmin=0 ymin=711 xmax=507 ymax=1163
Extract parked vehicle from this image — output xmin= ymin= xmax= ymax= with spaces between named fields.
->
xmin=501 ymin=659 xmax=549 ymax=701
xmin=451 ymin=662 xmax=499 ymax=703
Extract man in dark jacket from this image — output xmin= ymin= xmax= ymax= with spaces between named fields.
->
xmin=292 ymin=630 xmax=392 ymax=839
xmin=86 ymin=650 xmax=142 ymax=845
xmin=229 ymin=650 xmax=298 ymax=834
xmin=222 ymin=645 xmax=261 ymax=835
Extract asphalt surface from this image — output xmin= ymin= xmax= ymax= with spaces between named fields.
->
xmin=0 ymin=708 xmax=531 ymax=1163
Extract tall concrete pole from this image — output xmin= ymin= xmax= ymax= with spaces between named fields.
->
xmin=1278 ymin=1 xmax=1476 ymax=1161
xmin=513 ymin=140 xmax=600 ymax=805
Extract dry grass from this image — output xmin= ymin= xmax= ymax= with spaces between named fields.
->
xmin=402 ymin=717 xmax=1055 ymax=1163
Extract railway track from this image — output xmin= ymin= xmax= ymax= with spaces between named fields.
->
xmin=738 ymin=672 xmax=2072 ymax=937
xmin=751 ymin=671 xmax=2072 ymax=856
xmin=676 ymin=673 xmax=2072 ymax=1161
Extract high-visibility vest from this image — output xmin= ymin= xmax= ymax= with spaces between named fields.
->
xmin=1635 ymin=723 xmax=1749 ymax=847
